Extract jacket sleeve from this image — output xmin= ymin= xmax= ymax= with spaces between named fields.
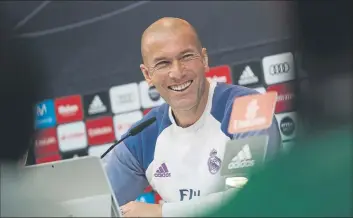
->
xmin=103 ymin=142 xmax=149 ymax=205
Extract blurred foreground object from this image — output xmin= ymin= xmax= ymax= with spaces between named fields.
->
xmin=206 ymin=1 xmax=352 ymax=216
xmin=1 ymin=164 xmax=68 ymax=217
xmin=0 ymin=19 xmax=39 ymax=162
xmin=209 ymin=127 xmax=352 ymax=216
xmin=0 ymin=10 xmax=68 ymax=217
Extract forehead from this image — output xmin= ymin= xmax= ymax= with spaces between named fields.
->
xmin=143 ymin=30 xmax=199 ymax=63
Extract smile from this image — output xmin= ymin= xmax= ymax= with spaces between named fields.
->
xmin=168 ymin=80 xmax=193 ymax=92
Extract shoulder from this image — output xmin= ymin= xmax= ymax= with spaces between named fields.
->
xmin=210 ymin=82 xmax=259 ymax=136
xmin=210 ymin=82 xmax=281 ymax=157
xmin=212 ymin=82 xmax=258 ymax=105
xmin=123 ymin=103 xmax=172 ymax=170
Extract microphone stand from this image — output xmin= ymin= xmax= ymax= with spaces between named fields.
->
xmin=100 ymin=116 xmax=156 ymax=159
xmin=100 ymin=133 xmax=131 ymax=159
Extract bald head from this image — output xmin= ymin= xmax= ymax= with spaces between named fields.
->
xmin=141 ymin=17 xmax=202 ymax=63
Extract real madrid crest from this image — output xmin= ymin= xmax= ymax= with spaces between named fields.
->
xmin=207 ymin=149 xmax=222 ymax=174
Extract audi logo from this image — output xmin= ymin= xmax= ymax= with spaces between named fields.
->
xmin=269 ymin=62 xmax=290 ymax=75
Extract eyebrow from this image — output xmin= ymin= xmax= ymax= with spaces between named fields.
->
xmin=152 ymin=48 xmax=197 ymax=63
xmin=152 ymin=56 xmax=168 ymax=64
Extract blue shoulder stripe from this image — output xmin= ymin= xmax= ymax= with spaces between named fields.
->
xmin=211 ymin=82 xmax=258 ymax=138
xmin=123 ymin=103 xmax=172 ymax=171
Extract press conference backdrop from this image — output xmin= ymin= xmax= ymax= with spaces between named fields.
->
xmin=1 ymin=1 xmax=303 ymax=203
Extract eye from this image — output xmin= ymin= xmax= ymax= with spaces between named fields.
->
xmin=183 ymin=54 xmax=194 ymax=59
xmin=181 ymin=53 xmax=198 ymax=61
xmin=155 ymin=61 xmax=169 ymax=67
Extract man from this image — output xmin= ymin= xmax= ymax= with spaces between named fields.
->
xmin=104 ymin=17 xmax=282 ymax=217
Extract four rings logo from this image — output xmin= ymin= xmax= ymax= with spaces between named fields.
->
xmin=269 ymin=62 xmax=290 ymax=75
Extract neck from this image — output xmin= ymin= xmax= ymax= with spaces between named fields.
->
xmin=172 ymin=80 xmax=210 ymax=128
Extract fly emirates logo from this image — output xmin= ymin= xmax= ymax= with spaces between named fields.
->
xmin=228 ymin=92 xmax=277 ymax=134
xmin=57 ymin=122 xmax=87 ymax=153
xmin=34 ymin=128 xmax=59 ymax=155
xmin=88 ymin=126 xmax=113 ymax=138
xmin=60 ymin=132 xmax=85 ymax=141
xmin=267 ymin=82 xmax=295 ymax=113
xmin=35 ymin=137 xmax=56 ymax=147
xmin=277 ymin=93 xmax=294 ymax=102
xmin=86 ymin=117 xmax=115 ymax=145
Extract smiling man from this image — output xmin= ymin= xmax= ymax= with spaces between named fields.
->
xmin=104 ymin=17 xmax=281 ymax=217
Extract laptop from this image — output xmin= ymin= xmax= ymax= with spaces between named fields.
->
xmin=20 ymin=156 xmax=121 ymax=217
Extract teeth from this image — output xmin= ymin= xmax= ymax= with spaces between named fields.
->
xmin=170 ymin=81 xmax=192 ymax=91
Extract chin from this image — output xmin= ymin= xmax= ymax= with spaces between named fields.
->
xmin=171 ymin=101 xmax=198 ymax=111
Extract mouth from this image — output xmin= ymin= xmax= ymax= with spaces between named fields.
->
xmin=168 ymin=80 xmax=193 ymax=92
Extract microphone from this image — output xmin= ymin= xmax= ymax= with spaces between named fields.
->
xmin=222 ymin=91 xmax=277 ymax=189
xmin=100 ymin=117 xmax=156 ymax=159
xmin=220 ymin=134 xmax=269 ymax=189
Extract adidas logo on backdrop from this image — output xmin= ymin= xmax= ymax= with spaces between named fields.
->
xmin=88 ymin=95 xmax=107 ymax=115
xmin=238 ymin=66 xmax=259 ymax=85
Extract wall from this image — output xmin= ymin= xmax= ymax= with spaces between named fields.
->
xmin=1 ymin=1 xmax=301 ymax=203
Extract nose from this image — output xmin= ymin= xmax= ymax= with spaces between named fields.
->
xmin=168 ymin=60 xmax=184 ymax=80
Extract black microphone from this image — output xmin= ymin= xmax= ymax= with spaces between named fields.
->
xmin=100 ymin=117 xmax=156 ymax=159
